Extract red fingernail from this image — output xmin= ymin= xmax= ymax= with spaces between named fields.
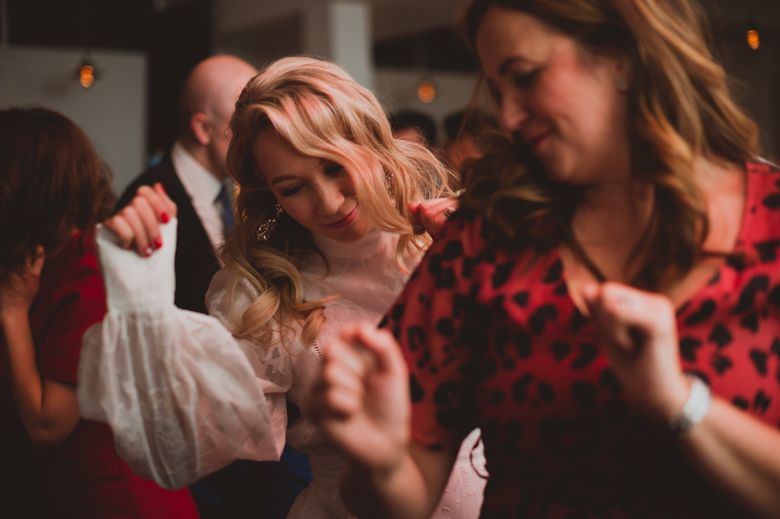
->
xmin=154 ymin=237 xmax=163 ymax=249
xmin=143 ymin=246 xmax=153 ymax=257
xmin=161 ymin=212 xmax=170 ymax=224
xmin=127 ymin=244 xmax=134 ymax=251
xmin=158 ymin=183 xmax=167 ymax=195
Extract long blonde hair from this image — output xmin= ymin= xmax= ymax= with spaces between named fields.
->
xmin=460 ymin=0 xmax=760 ymax=289
xmin=222 ymin=56 xmax=454 ymax=347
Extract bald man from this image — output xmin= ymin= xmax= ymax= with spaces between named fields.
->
xmin=117 ymin=55 xmax=257 ymax=314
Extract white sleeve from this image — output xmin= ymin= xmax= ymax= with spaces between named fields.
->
xmin=77 ymin=220 xmax=283 ymax=490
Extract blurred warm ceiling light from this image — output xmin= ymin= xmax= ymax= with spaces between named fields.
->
xmin=747 ymin=29 xmax=760 ymax=50
xmin=79 ymin=64 xmax=95 ymax=88
xmin=417 ymin=80 xmax=435 ymax=103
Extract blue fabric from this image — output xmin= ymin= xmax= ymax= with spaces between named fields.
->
xmin=189 ymin=401 xmax=312 ymax=519
xmin=215 ymin=184 xmax=236 ymax=233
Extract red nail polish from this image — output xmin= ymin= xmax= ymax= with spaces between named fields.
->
xmin=144 ymin=246 xmax=153 ymax=257
xmin=161 ymin=212 xmax=170 ymax=224
xmin=154 ymin=237 xmax=163 ymax=249
xmin=158 ymin=183 xmax=167 ymax=195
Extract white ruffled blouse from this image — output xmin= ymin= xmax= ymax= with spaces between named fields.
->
xmin=78 ymin=220 xmax=485 ymax=519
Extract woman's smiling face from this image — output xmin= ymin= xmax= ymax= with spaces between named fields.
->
xmin=253 ymin=127 xmax=371 ymax=243
xmin=476 ymin=6 xmax=632 ymax=185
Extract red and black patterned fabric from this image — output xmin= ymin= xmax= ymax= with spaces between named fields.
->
xmin=1 ymin=230 xmax=199 ymax=518
xmin=382 ymin=161 xmax=780 ymax=518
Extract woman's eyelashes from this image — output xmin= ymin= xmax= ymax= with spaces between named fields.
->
xmin=324 ymin=163 xmax=344 ymax=176
xmin=487 ymin=69 xmax=538 ymax=106
xmin=513 ymin=69 xmax=539 ymax=88
xmin=279 ymin=184 xmax=302 ymax=197
xmin=277 ymin=163 xmax=344 ymax=197
xmin=489 ymin=86 xmax=502 ymax=106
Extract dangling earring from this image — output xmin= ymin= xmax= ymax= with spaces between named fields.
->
xmin=383 ymin=168 xmax=395 ymax=198
xmin=256 ymin=202 xmax=282 ymax=242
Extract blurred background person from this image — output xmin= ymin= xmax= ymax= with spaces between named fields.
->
xmin=440 ymin=109 xmax=481 ymax=174
xmin=439 ymin=108 xmax=506 ymax=177
xmin=390 ymin=110 xmax=439 ymax=150
xmin=117 ymin=55 xmax=256 ymax=315
xmin=0 ymin=107 xmax=199 ymax=519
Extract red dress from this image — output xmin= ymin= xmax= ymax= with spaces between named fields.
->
xmin=383 ymin=161 xmax=780 ymax=518
xmin=1 ymin=230 xmax=199 ymax=518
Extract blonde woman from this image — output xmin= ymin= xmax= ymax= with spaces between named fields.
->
xmin=77 ymin=56 xmax=485 ymax=519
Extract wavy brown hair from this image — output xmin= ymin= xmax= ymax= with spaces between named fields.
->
xmin=0 ymin=107 xmax=115 ymax=281
xmin=222 ymin=56 xmax=454 ymax=348
xmin=460 ymin=0 xmax=760 ymax=288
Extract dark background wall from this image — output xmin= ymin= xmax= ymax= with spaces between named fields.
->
xmin=2 ymin=0 xmax=779 ymax=160
xmin=3 ymin=0 xmax=211 ymax=157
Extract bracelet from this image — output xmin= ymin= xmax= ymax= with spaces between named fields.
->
xmin=668 ymin=374 xmax=712 ymax=435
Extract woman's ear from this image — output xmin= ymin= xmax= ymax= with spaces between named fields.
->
xmin=615 ymin=60 xmax=632 ymax=93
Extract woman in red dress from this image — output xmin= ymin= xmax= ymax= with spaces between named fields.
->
xmin=0 ymin=107 xmax=199 ymax=518
xmin=310 ymin=0 xmax=780 ymax=518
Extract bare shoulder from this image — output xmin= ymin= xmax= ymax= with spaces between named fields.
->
xmin=696 ymin=156 xmax=745 ymax=251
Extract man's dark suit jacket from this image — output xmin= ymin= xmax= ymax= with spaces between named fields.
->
xmin=116 ymin=155 xmax=220 ymax=315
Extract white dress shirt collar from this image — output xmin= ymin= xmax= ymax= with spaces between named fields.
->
xmin=171 ymin=141 xmax=226 ymax=253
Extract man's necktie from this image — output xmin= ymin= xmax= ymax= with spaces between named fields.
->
xmin=216 ymin=184 xmax=236 ymax=234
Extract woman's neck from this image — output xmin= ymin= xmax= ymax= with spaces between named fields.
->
xmin=571 ymin=177 xmax=656 ymax=280
xmin=562 ymin=155 xmax=746 ymax=312
xmin=311 ymin=227 xmax=390 ymax=260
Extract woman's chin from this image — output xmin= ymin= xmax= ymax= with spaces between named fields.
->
xmin=324 ymin=220 xmax=372 ymax=244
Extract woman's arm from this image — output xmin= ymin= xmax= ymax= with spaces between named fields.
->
xmin=0 ymin=248 xmax=81 ymax=449
xmin=78 ymin=212 xmax=283 ymax=489
xmin=585 ymin=283 xmax=780 ymax=519
xmin=310 ymin=323 xmax=460 ymax=519
xmin=340 ymin=441 xmax=459 ymax=519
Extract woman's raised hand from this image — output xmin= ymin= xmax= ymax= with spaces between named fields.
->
xmin=104 ymin=183 xmax=177 ymax=257
xmin=409 ymin=198 xmax=458 ymax=237
xmin=309 ymin=322 xmax=411 ymax=472
xmin=0 ymin=246 xmax=44 ymax=322
xmin=583 ymin=282 xmax=691 ymax=422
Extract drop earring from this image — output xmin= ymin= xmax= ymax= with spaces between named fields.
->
xmin=383 ymin=168 xmax=396 ymax=198
xmin=615 ymin=75 xmax=629 ymax=92
xmin=256 ymin=202 xmax=282 ymax=242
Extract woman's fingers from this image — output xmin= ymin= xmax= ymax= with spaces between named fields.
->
xmin=136 ymin=185 xmax=170 ymax=225
xmin=102 ymin=184 xmax=177 ymax=257
xmin=583 ymin=283 xmax=636 ymax=354
xmin=114 ymin=205 xmax=154 ymax=256
xmin=584 ymin=282 xmax=676 ymax=352
xmin=312 ymin=324 xmax=411 ymax=470
xmin=130 ymin=195 xmax=164 ymax=251
xmin=311 ymin=336 xmax=369 ymax=419
xmin=103 ymin=212 xmax=136 ymax=249
xmin=314 ymin=323 xmax=408 ymax=421
xmin=154 ymin=182 xmax=177 ymax=217
xmin=149 ymin=183 xmax=178 ymax=220
xmin=0 ymin=246 xmax=46 ymax=318
xmin=408 ymin=197 xmax=459 ymax=236
xmin=350 ymin=323 xmax=408 ymax=379
xmin=584 ymin=282 xmax=688 ymax=419
xmin=28 ymin=246 xmax=45 ymax=278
